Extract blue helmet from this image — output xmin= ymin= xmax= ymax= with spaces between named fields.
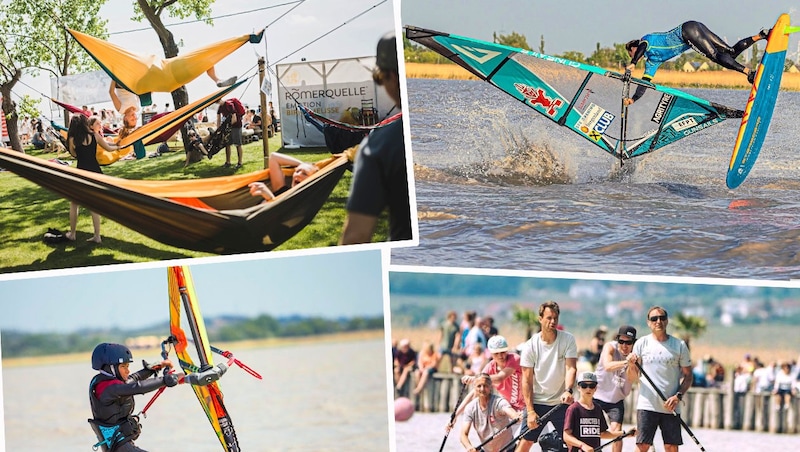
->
xmin=91 ymin=343 xmax=134 ymax=370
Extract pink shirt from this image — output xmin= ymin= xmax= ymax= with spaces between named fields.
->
xmin=482 ymin=352 xmax=524 ymax=410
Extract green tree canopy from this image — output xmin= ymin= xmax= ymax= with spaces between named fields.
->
xmin=0 ymin=0 xmax=109 ymax=150
xmin=495 ymin=31 xmax=531 ymax=51
xmin=132 ymin=0 xmax=216 ymax=151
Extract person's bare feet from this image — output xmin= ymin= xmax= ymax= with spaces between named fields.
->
xmin=87 ymin=236 xmax=102 ymax=243
xmin=65 ymin=232 xmax=76 ymax=241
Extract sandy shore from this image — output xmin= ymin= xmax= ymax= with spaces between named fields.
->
xmin=1 ymin=330 xmax=384 ymax=368
xmin=404 ymin=62 xmax=800 ymax=91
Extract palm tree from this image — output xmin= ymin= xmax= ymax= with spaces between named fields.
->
xmin=670 ymin=312 xmax=707 ymax=350
xmin=512 ymin=304 xmax=539 ymax=339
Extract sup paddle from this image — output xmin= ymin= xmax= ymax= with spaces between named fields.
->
xmin=439 ymin=382 xmax=468 ymax=452
xmin=472 ymin=417 xmax=520 ymax=452
xmin=635 ymin=361 xmax=706 ymax=451
xmin=496 ymin=403 xmax=566 ymax=452
xmin=593 ymin=428 xmax=635 ymax=451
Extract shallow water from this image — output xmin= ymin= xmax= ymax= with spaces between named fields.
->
xmin=3 ymin=340 xmax=390 ymax=451
xmin=394 ymin=411 xmax=798 ymax=452
xmin=393 ymin=78 xmax=800 ymax=280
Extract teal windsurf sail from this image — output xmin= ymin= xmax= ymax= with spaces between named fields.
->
xmin=405 ymin=26 xmax=744 ymax=160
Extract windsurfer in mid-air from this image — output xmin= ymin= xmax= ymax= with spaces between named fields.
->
xmin=623 ymin=21 xmax=770 ymax=104
xmin=89 ymin=343 xmax=180 ymax=452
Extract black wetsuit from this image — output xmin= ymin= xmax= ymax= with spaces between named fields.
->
xmin=629 ymin=21 xmax=761 ymax=101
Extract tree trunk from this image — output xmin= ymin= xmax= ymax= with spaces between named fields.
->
xmin=1 ymin=69 xmax=24 ymax=152
xmin=137 ymin=0 xmax=192 ymax=153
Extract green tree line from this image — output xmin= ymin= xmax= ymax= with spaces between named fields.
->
xmin=404 ymin=30 xmax=797 ymax=71
xmin=0 ymin=314 xmax=384 ymax=358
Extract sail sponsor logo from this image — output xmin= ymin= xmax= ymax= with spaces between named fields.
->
xmin=671 ymin=117 xmax=698 ymax=132
xmin=577 ymin=88 xmax=594 ymax=110
xmin=514 ymin=83 xmax=563 ymax=116
xmin=650 ymin=93 xmax=674 ymax=124
xmin=452 ymin=44 xmax=501 ymax=64
xmin=669 ymin=113 xmax=704 ymax=132
xmin=577 ymin=103 xmax=615 ymax=141
xmin=528 ymin=51 xmax=583 ymax=69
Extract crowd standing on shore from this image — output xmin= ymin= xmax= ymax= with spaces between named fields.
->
xmin=393 ymin=303 xmax=800 ymax=451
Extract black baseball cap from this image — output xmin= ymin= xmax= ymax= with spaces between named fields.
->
xmin=376 ymin=32 xmax=398 ymax=72
xmin=617 ymin=325 xmax=637 ymax=341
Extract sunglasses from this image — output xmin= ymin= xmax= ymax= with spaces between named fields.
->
xmin=618 ymin=339 xmax=635 ymax=345
xmin=649 ymin=315 xmax=668 ymax=322
xmin=578 ymin=382 xmax=597 ymax=389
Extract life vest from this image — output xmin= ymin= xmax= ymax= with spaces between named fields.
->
xmin=88 ymin=373 xmax=141 ymax=452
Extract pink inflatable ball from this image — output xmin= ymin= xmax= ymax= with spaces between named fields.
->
xmin=394 ymin=397 xmax=414 ymax=421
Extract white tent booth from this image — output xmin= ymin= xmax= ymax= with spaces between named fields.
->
xmin=277 ymin=56 xmax=394 ymax=148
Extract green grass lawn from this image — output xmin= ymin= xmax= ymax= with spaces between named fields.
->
xmin=0 ymin=132 xmax=388 ymax=274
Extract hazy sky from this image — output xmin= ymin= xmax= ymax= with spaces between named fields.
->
xmin=0 ymin=249 xmax=386 ymax=333
xmin=15 ymin=0 xmax=398 ymax=117
xmin=402 ymin=0 xmax=800 ymax=59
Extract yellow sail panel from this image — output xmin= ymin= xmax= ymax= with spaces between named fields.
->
xmin=67 ymin=29 xmax=263 ymax=95
xmin=167 ymin=266 xmax=240 ymax=451
xmin=177 ymin=266 xmax=213 ymax=363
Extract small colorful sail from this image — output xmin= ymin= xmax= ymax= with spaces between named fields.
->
xmin=167 ymin=266 xmax=240 ymax=451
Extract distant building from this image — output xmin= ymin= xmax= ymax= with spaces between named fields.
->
xmin=682 ymin=61 xmax=710 ymax=72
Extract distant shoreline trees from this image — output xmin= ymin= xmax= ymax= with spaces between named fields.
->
xmin=404 ymin=30 xmax=797 ymax=72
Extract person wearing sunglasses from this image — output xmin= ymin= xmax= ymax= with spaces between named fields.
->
xmin=593 ymin=325 xmax=640 ymax=452
xmin=563 ymin=372 xmax=632 ymax=452
xmin=629 ymin=307 xmax=692 ymax=452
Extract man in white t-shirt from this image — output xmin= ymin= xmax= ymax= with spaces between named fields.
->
xmin=519 ymin=301 xmax=578 ymax=452
xmin=629 ymin=306 xmax=692 ymax=452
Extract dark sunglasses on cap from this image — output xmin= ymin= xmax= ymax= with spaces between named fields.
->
xmin=649 ymin=314 xmax=668 ymax=322
xmin=618 ymin=339 xmax=635 ymax=345
xmin=578 ymin=382 xmax=597 ymax=389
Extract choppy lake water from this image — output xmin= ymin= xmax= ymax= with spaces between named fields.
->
xmin=2 ymin=339 xmax=390 ymax=451
xmin=393 ymin=78 xmax=800 ymax=280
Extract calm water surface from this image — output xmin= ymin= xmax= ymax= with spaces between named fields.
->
xmin=394 ymin=78 xmax=800 ymax=280
xmin=3 ymin=339 xmax=390 ymax=451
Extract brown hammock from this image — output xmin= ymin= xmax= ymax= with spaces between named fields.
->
xmin=0 ymin=149 xmax=350 ymax=254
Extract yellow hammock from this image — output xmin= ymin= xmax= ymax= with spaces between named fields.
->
xmin=52 ymin=80 xmax=243 ymax=165
xmin=67 ymin=29 xmax=263 ymax=97
xmin=117 ymin=79 xmax=244 ymax=148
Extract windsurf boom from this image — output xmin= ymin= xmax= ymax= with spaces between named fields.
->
xmin=405 ymin=26 xmax=744 ymax=160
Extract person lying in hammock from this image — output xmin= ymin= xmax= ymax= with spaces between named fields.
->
xmin=247 ymin=152 xmax=319 ymax=202
xmin=623 ymin=21 xmax=769 ymax=105
xmin=109 ymin=80 xmax=140 ymax=141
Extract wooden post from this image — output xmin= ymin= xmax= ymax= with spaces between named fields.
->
xmin=257 ymin=57 xmax=269 ymax=169
xmin=692 ymin=390 xmax=704 ymax=427
xmin=742 ymin=392 xmax=754 ymax=431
